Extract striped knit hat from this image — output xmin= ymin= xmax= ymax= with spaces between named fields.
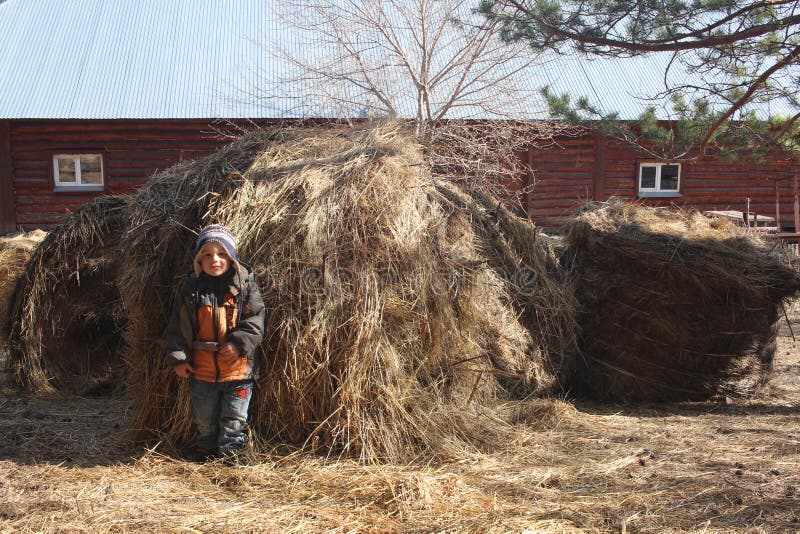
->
xmin=193 ymin=224 xmax=239 ymax=275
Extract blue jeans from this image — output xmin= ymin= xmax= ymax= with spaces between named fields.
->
xmin=189 ymin=378 xmax=253 ymax=452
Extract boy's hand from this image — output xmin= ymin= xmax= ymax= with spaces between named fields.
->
xmin=218 ymin=342 xmax=241 ymax=366
xmin=174 ymin=363 xmax=195 ymax=378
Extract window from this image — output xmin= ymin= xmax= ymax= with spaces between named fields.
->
xmin=53 ymin=154 xmax=104 ymax=191
xmin=638 ymin=162 xmax=681 ymax=197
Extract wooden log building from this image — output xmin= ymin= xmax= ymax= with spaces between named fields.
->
xmin=2 ymin=0 xmax=799 ymax=235
xmin=527 ymin=134 xmax=800 ymax=230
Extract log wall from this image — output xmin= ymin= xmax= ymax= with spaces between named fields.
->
xmin=7 ymin=119 xmax=279 ymax=230
xmin=4 ymin=120 xmax=799 ymax=232
xmin=0 ymin=121 xmax=15 ymax=233
xmin=526 ymin=135 xmax=597 ymax=226
xmin=528 ymin=135 xmax=799 ymax=229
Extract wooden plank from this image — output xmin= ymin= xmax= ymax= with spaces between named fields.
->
xmin=16 ymin=211 xmax=73 ymax=224
xmin=525 ymin=148 xmax=534 ymax=218
xmin=593 ymin=132 xmax=606 ymax=202
xmin=10 ymin=118 xmax=282 ymax=139
xmin=0 ymin=121 xmax=16 ymax=233
xmin=704 ymin=209 xmax=775 ymax=223
xmin=794 ymin=174 xmax=799 ymax=232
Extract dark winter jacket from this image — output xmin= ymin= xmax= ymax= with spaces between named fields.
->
xmin=164 ymin=263 xmax=265 ymax=382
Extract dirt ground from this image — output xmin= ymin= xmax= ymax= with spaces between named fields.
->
xmin=1 ymin=314 xmax=798 ymax=533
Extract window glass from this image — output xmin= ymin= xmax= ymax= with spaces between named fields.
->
xmin=661 ymin=165 xmax=679 ymax=190
xmin=640 ymin=166 xmax=656 ymax=189
xmin=81 ymin=155 xmax=103 ymax=184
xmin=57 ymin=158 xmax=77 ymax=183
xmin=54 ymin=154 xmax=104 ymax=189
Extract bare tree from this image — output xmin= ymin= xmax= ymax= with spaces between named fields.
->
xmin=257 ymin=0 xmax=581 ymax=200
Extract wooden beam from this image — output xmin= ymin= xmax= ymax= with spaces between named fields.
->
xmin=745 ymin=197 xmax=750 ymax=226
xmin=526 ymin=147 xmax=535 ymax=219
xmin=0 ymin=121 xmax=16 ymax=234
xmin=775 ymin=180 xmax=782 ymax=230
xmin=593 ymin=131 xmax=606 ymax=201
xmin=794 ymin=174 xmax=799 ymax=232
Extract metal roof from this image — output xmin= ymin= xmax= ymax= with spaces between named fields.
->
xmin=0 ymin=0 xmax=793 ymax=120
xmin=0 ymin=0 xmax=280 ymax=119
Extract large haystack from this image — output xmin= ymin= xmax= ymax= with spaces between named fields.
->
xmin=563 ymin=199 xmax=800 ymax=401
xmin=119 ymin=124 xmax=577 ymax=461
xmin=0 ymin=230 xmax=46 ymax=348
xmin=5 ymin=196 xmax=131 ymax=394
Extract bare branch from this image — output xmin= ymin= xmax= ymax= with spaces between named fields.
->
xmin=256 ymin=0 xmax=577 ymax=198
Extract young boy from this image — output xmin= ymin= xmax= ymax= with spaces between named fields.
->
xmin=164 ymin=224 xmax=265 ymax=463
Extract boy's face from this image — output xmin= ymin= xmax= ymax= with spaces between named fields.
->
xmin=199 ymin=242 xmax=231 ymax=277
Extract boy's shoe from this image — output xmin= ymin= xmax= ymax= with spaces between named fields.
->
xmin=183 ymin=448 xmax=217 ymax=463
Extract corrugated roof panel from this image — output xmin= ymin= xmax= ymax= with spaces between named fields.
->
xmin=1 ymin=2 xmax=77 ymax=117
xmin=536 ymin=52 xmax=682 ymax=118
xmin=0 ymin=0 xmax=795 ymax=120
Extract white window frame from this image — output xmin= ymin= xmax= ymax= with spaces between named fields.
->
xmin=53 ymin=154 xmax=105 ymax=191
xmin=638 ymin=162 xmax=681 ymax=197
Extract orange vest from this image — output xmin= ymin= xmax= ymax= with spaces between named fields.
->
xmin=192 ymin=293 xmax=249 ymax=382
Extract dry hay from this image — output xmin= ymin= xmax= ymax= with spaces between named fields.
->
xmin=118 ymin=123 xmax=577 ymax=462
xmin=562 ymin=198 xmax=800 ymax=401
xmin=5 ymin=196 xmax=131 ymax=394
xmin=0 ymin=229 xmax=46 ymax=348
xmin=3 ymin=379 xmax=798 ymax=532
xmin=432 ymin=184 xmax=578 ymax=386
